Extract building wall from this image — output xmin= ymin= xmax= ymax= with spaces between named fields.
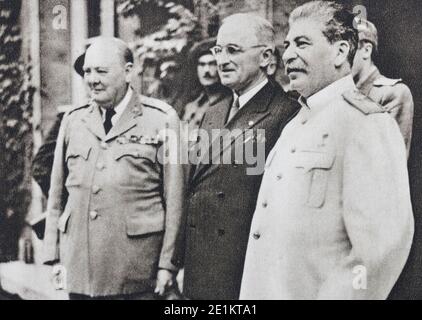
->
xmin=39 ymin=0 xmax=71 ymax=136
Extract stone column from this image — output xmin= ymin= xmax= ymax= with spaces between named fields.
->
xmin=70 ymin=0 xmax=88 ymax=107
xmin=25 ymin=0 xmax=44 ymax=263
xmin=101 ymin=0 xmax=115 ymax=37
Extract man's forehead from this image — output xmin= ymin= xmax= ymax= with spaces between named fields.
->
xmin=217 ymin=22 xmax=257 ymax=45
xmin=198 ymin=54 xmax=215 ymax=63
xmin=84 ymin=45 xmax=120 ymax=67
xmin=286 ymin=18 xmax=324 ymax=40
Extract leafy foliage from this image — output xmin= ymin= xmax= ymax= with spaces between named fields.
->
xmin=117 ymin=0 xmax=202 ymax=65
xmin=0 ymin=0 xmax=34 ymax=261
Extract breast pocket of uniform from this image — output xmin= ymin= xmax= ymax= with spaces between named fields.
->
xmin=113 ymin=145 xmax=159 ymax=185
xmin=65 ymin=145 xmax=92 ymax=187
xmin=295 ymin=151 xmax=335 ymax=208
xmin=114 ymin=144 xmax=158 ymax=164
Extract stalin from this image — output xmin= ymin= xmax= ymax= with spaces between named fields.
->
xmin=43 ymin=37 xmax=186 ymax=300
xmin=240 ymin=1 xmax=414 ymax=300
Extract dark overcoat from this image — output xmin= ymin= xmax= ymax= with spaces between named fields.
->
xmin=176 ymin=81 xmax=299 ymax=300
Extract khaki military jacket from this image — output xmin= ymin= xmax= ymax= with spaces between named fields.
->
xmin=43 ymin=91 xmax=186 ymax=296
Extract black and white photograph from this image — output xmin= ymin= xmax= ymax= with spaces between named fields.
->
xmin=0 ymin=0 xmax=422 ymax=304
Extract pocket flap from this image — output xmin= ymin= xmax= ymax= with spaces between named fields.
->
xmin=126 ymin=212 xmax=165 ymax=236
xmin=66 ymin=145 xmax=91 ymax=161
xmin=295 ymin=151 xmax=335 ymax=172
xmin=113 ymin=146 xmax=156 ymax=162
xmin=58 ymin=209 xmax=71 ymax=233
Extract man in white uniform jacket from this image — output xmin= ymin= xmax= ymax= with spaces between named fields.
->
xmin=240 ymin=1 xmax=414 ymax=300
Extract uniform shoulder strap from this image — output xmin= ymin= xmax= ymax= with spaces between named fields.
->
xmin=66 ymin=103 xmax=90 ymax=115
xmin=139 ymin=94 xmax=174 ymax=114
xmin=342 ymin=90 xmax=385 ymax=115
xmin=373 ymin=76 xmax=403 ymax=87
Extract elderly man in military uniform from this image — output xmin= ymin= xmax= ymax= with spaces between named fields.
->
xmin=352 ymin=18 xmax=414 ymax=155
xmin=43 ymin=37 xmax=186 ymax=300
xmin=240 ymin=1 xmax=413 ymax=300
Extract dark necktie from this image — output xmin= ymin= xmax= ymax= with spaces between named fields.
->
xmin=226 ymin=97 xmax=240 ymax=124
xmin=104 ymin=108 xmax=116 ymax=134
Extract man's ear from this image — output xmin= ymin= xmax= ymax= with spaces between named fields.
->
xmin=334 ymin=41 xmax=350 ymax=68
xmin=362 ymin=42 xmax=373 ymax=60
xmin=259 ymin=47 xmax=274 ymax=68
xmin=124 ymin=62 xmax=134 ymax=82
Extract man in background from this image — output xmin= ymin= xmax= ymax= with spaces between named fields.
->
xmin=352 ymin=18 xmax=414 ymax=154
xmin=181 ymin=38 xmax=231 ymax=133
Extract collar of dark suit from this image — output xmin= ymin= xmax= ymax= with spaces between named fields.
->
xmin=233 ymin=79 xmax=278 ymax=114
xmin=203 ymin=80 xmax=279 ymax=131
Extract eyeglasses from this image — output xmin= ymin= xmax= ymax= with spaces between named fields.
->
xmin=210 ymin=44 xmax=267 ymax=57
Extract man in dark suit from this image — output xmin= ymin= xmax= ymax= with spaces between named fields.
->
xmin=173 ymin=13 xmax=299 ymax=300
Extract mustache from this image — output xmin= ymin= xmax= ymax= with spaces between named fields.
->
xmin=219 ymin=67 xmax=235 ymax=72
xmin=286 ymin=67 xmax=307 ymax=75
xmin=90 ymin=84 xmax=104 ymax=89
xmin=202 ymin=72 xmax=215 ymax=79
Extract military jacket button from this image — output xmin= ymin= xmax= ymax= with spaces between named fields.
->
xmin=253 ymin=232 xmax=261 ymax=240
xmin=92 ymin=185 xmax=101 ymax=194
xmin=100 ymin=142 xmax=108 ymax=149
xmin=96 ymin=163 xmax=105 ymax=171
xmin=89 ymin=211 xmax=98 ymax=220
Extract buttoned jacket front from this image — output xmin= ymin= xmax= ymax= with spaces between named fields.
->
xmin=240 ymin=76 xmax=414 ymax=300
xmin=176 ymin=81 xmax=300 ymax=300
xmin=43 ymin=92 xmax=186 ymax=297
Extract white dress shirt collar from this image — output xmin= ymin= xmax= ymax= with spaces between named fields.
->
xmin=100 ymin=86 xmax=133 ymax=126
xmin=234 ymin=78 xmax=269 ymax=109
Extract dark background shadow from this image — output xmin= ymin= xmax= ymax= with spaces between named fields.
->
xmin=361 ymin=0 xmax=422 ymax=299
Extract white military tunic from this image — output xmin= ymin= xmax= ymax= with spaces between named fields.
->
xmin=240 ymin=76 xmax=414 ymax=300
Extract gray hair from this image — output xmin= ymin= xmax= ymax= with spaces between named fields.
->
xmin=222 ymin=13 xmax=275 ymax=50
xmin=289 ymin=1 xmax=358 ymax=66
